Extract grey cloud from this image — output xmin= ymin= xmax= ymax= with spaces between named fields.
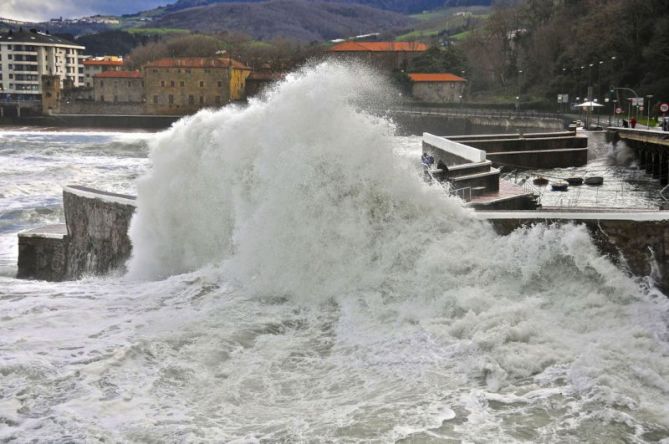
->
xmin=0 ymin=0 xmax=169 ymax=22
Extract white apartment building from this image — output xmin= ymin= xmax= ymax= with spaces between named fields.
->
xmin=0 ymin=29 xmax=85 ymax=102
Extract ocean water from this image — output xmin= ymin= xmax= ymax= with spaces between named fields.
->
xmin=1 ymin=62 xmax=668 ymax=442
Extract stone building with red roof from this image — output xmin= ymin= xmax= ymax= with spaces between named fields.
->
xmin=408 ymin=72 xmax=466 ymax=103
xmin=93 ymin=70 xmax=143 ymax=103
xmin=327 ymin=41 xmax=428 ymax=71
xmin=142 ymin=57 xmax=251 ymax=114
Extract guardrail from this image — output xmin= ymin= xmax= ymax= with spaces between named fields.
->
xmin=388 ymin=105 xmax=571 ymax=120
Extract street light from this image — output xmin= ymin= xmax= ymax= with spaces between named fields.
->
xmin=646 ymin=94 xmax=654 ymax=128
xmin=515 ymin=96 xmax=520 ymax=112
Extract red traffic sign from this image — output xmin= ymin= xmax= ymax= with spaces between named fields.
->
xmin=661 ymin=103 xmax=669 ymax=113
xmin=615 ymin=107 xmax=623 ymax=114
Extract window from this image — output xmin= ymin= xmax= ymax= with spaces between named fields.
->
xmin=217 ymin=81 xmax=222 ymax=87
xmin=100 ymin=81 xmax=104 ymax=87
xmin=188 ymin=95 xmax=194 ymax=105
xmin=100 ymin=95 xmax=104 ymax=102
xmin=8 ymin=54 xmax=12 ymax=60
xmin=128 ymin=81 xmax=132 ymax=87
xmin=168 ymin=94 xmax=174 ymax=105
xmin=170 ymin=80 xmax=175 ymax=87
xmin=199 ymin=81 xmax=204 ymax=87
xmin=160 ymin=80 xmax=165 ymax=87
xmin=180 ymin=81 xmax=184 ymax=87
xmin=215 ymin=96 xmax=221 ymax=104
xmin=153 ymin=95 xmax=158 ymax=104
xmin=153 ymin=69 xmax=158 ymax=73
xmin=199 ymin=96 xmax=204 ymax=104
xmin=114 ymin=95 xmax=118 ymax=103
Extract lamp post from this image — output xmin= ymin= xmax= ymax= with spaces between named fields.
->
xmin=515 ymin=96 xmax=520 ymax=112
xmin=646 ymin=94 xmax=654 ymax=129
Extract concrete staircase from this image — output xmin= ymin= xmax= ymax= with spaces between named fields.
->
xmin=446 ymin=160 xmax=500 ymax=197
xmin=423 ymin=132 xmax=539 ymax=209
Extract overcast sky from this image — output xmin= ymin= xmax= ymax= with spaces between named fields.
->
xmin=0 ymin=0 xmax=170 ymax=22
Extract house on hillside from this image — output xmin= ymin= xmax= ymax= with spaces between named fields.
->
xmin=327 ymin=41 xmax=428 ymax=71
xmin=408 ymin=73 xmax=466 ymax=103
xmin=94 ymin=71 xmax=143 ymax=103
xmin=143 ymin=57 xmax=251 ymax=115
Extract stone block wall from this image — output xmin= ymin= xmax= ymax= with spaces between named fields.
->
xmin=63 ymin=186 xmax=136 ymax=279
xmin=58 ymin=101 xmax=145 ymax=115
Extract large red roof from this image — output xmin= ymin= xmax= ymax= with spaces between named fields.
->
xmin=94 ymin=70 xmax=143 ymax=79
xmin=144 ymin=57 xmax=250 ymax=70
xmin=329 ymin=41 xmax=428 ymax=52
xmin=408 ymin=73 xmax=466 ymax=82
xmin=83 ymin=59 xmax=123 ymax=67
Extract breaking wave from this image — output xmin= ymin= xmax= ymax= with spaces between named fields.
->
xmin=117 ymin=61 xmax=669 ymax=441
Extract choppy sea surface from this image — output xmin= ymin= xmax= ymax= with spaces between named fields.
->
xmin=1 ymin=63 xmax=668 ymax=442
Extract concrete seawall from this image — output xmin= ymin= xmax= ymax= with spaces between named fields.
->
xmin=479 ymin=210 xmax=669 ymax=291
xmin=17 ymin=186 xmax=136 ymax=280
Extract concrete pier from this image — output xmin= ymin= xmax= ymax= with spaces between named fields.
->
xmin=608 ymin=127 xmax=669 ymax=185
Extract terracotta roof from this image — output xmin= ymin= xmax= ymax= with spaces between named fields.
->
xmin=144 ymin=57 xmax=250 ymax=70
xmin=83 ymin=59 xmax=124 ymax=66
xmin=408 ymin=73 xmax=466 ymax=82
xmin=329 ymin=41 xmax=428 ymax=52
xmin=94 ymin=70 xmax=142 ymax=79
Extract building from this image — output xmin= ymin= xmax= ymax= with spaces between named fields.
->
xmin=94 ymin=71 xmax=143 ymax=103
xmin=143 ymin=57 xmax=251 ymax=115
xmin=41 ymin=74 xmax=61 ymax=114
xmin=408 ymin=73 xmax=466 ymax=103
xmin=0 ymin=28 xmax=85 ymax=103
xmin=83 ymin=56 xmax=123 ymax=87
xmin=245 ymin=67 xmax=284 ymax=98
xmin=327 ymin=41 xmax=428 ymax=71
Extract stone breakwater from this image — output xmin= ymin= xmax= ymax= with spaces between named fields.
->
xmin=17 ymin=185 xmax=136 ymax=281
xmin=15 ymin=186 xmax=669 ymax=293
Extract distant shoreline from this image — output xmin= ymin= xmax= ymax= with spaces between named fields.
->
xmin=0 ymin=114 xmax=179 ymax=131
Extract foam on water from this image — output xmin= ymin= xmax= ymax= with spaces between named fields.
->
xmin=1 ymin=62 xmax=669 ymax=442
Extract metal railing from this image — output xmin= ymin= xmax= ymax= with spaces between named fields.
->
xmin=660 ymin=184 xmax=669 ymax=202
xmin=387 ymin=105 xmax=569 ymax=120
xmin=451 ymin=186 xmax=472 ymax=202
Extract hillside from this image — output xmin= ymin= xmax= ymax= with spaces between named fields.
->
xmin=162 ymin=0 xmax=493 ymax=14
xmin=150 ymin=0 xmax=413 ymax=41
